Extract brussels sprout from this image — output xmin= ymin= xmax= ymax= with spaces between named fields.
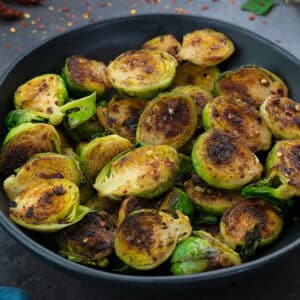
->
xmin=220 ymin=199 xmax=283 ymax=257
xmin=115 ymin=209 xmax=192 ymax=270
xmin=214 ymin=66 xmax=289 ymax=107
xmin=202 ymin=96 xmax=272 ymax=152
xmin=172 ymin=85 xmax=213 ymax=131
xmin=142 ymin=34 xmax=181 ymax=57
xmin=118 ymin=196 xmax=159 ymax=225
xmin=94 ymin=145 xmax=180 ymax=200
xmin=57 ymin=211 xmax=116 ymax=267
xmin=61 ymin=55 xmax=110 ymax=97
xmin=5 ymin=109 xmax=49 ymax=130
xmin=9 ymin=179 xmax=90 ymax=232
xmin=136 ymin=92 xmax=197 ymax=149
xmin=172 ymin=62 xmax=220 ymax=92
xmin=260 ymin=96 xmax=300 ymax=140
xmin=3 ymin=153 xmax=81 ymax=201
xmin=64 ymin=116 xmax=107 ymax=142
xmin=60 ymin=92 xmax=96 ymax=130
xmin=106 ymin=49 xmax=177 ymax=99
xmin=170 ymin=231 xmax=241 ymax=275
xmin=14 ymin=74 xmax=68 ymax=125
xmin=242 ymin=140 xmax=300 ymax=201
xmin=159 ymin=187 xmax=194 ymax=218
xmin=184 ymin=174 xmax=242 ymax=215
xmin=97 ymin=97 xmax=147 ymax=142
xmin=192 ymin=130 xmax=263 ymax=190
xmin=78 ymin=135 xmax=132 ymax=181
xmin=177 ymin=29 xmax=234 ymax=66
xmin=0 ymin=123 xmax=61 ymax=175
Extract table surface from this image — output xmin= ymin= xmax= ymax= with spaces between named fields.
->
xmin=0 ymin=1 xmax=299 ymax=299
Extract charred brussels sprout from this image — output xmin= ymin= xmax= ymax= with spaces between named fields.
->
xmin=220 ymin=199 xmax=283 ymax=257
xmin=0 ymin=123 xmax=61 ymax=175
xmin=260 ymin=96 xmax=300 ymax=140
xmin=142 ymin=34 xmax=181 ymax=58
xmin=172 ymin=62 xmax=220 ymax=92
xmin=242 ymin=140 xmax=300 ymax=201
xmin=97 ymin=97 xmax=146 ymax=142
xmin=136 ymin=92 xmax=197 ymax=149
xmin=177 ymin=29 xmax=234 ymax=66
xmin=184 ymin=174 xmax=241 ymax=215
xmin=9 ymin=179 xmax=90 ymax=232
xmin=3 ymin=153 xmax=81 ymax=201
xmin=159 ymin=187 xmax=194 ymax=218
xmin=60 ymin=92 xmax=96 ymax=130
xmin=94 ymin=145 xmax=180 ymax=200
xmin=62 ymin=55 xmax=110 ymax=97
xmin=78 ymin=135 xmax=132 ymax=181
xmin=115 ymin=209 xmax=192 ymax=270
xmin=172 ymin=85 xmax=213 ymax=131
xmin=57 ymin=211 xmax=116 ymax=267
xmin=170 ymin=231 xmax=241 ymax=275
xmin=192 ymin=130 xmax=263 ymax=190
xmin=5 ymin=110 xmax=49 ymax=130
xmin=202 ymin=96 xmax=272 ymax=152
xmin=106 ymin=49 xmax=177 ymax=99
xmin=14 ymin=74 xmax=67 ymax=125
xmin=214 ymin=66 xmax=289 ymax=107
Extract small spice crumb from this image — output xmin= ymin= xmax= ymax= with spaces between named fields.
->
xmin=31 ymin=20 xmax=36 ymax=25
xmin=10 ymin=27 xmax=16 ymax=33
xmin=4 ymin=44 xmax=11 ymax=49
xmin=248 ymin=13 xmax=256 ymax=21
xmin=276 ymin=39 xmax=281 ymax=44
xmin=24 ymin=13 xmax=31 ymax=19
xmin=82 ymin=13 xmax=89 ymax=20
xmin=67 ymin=21 xmax=72 ymax=27
xmin=48 ymin=5 xmax=54 ymax=11
xmin=130 ymin=9 xmax=137 ymax=14
xmin=39 ymin=24 xmax=45 ymax=30
xmin=262 ymin=19 xmax=267 ymax=24
xmin=201 ymin=5 xmax=209 ymax=10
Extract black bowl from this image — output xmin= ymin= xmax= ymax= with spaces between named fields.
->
xmin=1 ymin=14 xmax=300 ymax=291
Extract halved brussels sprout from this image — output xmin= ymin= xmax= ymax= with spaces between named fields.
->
xmin=220 ymin=199 xmax=283 ymax=257
xmin=184 ymin=174 xmax=242 ymax=215
xmin=94 ymin=145 xmax=180 ymax=200
xmin=3 ymin=153 xmax=81 ymax=201
xmin=61 ymin=55 xmax=110 ymax=97
xmin=78 ymin=135 xmax=132 ymax=181
xmin=5 ymin=109 xmax=49 ymax=130
xmin=136 ymin=92 xmax=197 ymax=149
xmin=172 ymin=85 xmax=213 ymax=131
xmin=192 ymin=130 xmax=263 ymax=190
xmin=97 ymin=97 xmax=147 ymax=142
xmin=170 ymin=231 xmax=241 ymax=275
xmin=64 ymin=116 xmax=107 ymax=142
xmin=118 ymin=196 xmax=159 ymax=225
xmin=0 ymin=123 xmax=61 ymax=175
xmin=60 ymin=92 xmax=96 ymax=130
xmin=214 ymin=66 xmax=289 ymax=107
xmin=115 ymin=209 xmax=192 ymax=270
xmin=142 ymin=34 xmax=181 ymax=57
xmin=159 ymin=187 xmax=194 ymax=218
xmin=57 ymin=211 xmax=116 ymax=267
xmin=202 ymin=96 xmax=272 ymax=152
xmin=172 ymin=62 xmax=220 ymax=92
xmin=177 ymin=29 xmax=234 ymax=66
xmin=260 ymin=96 xmax=300 ymax=140
xmin=106 ymin=49 xmax=177 ymax=99
xmin=14 ymin=74 xmax=67 ymax=125
xmin=242 ymin=140 xmax=300 ymax=201
xmin=9 ymin=179 xmax=90 ymax=232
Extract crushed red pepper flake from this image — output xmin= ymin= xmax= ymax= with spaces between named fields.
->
xmin=201 ymin=5 xmax=209 ymax=10
xmin=248 ymin=13 xmax=256 ymax=20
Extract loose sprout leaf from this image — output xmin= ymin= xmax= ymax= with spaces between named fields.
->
xmin=242 ymin=0 xmax=276 ymax=15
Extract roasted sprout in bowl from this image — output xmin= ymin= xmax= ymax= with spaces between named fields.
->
xmin=0 ymin=15 xmax=300 ymax=284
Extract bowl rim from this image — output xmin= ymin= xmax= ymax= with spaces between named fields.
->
xmin=0 ymin=13 xmax=300 ymax=284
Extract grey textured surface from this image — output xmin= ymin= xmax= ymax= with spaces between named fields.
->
xmin=0 ymin=1 xmax=299 ymax=299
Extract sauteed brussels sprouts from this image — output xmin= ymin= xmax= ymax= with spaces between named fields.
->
xmin=1 ymin=28 xmax=296 ymax=276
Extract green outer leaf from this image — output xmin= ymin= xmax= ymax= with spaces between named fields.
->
xmin=242 ymin=0 xmax=275 ymax=15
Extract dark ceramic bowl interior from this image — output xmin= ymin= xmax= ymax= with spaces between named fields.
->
xmin=1 ymin=14 xmax=300 ymax=289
